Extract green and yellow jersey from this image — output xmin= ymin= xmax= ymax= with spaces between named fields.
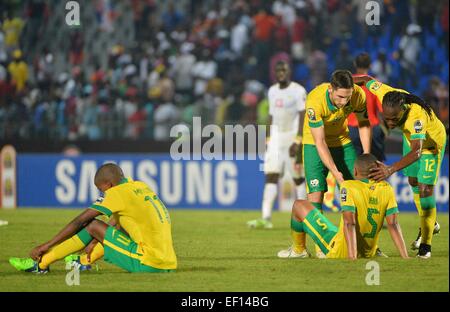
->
xmin=90 ymin=178 xmax=177 ymax=270
xmin=327 ymin=179 xmax=399 ymax=259
xmin=303 ymin=83 xmax=368 ymax=147
xmin=366 ymin=80 xmax=446 ymax=155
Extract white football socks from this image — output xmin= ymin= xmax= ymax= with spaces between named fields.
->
xmin=262 ymin=183 xmax=278 ymax=220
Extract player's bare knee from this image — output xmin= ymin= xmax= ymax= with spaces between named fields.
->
xmin=292 ymin=200 xmax=308 ymax=220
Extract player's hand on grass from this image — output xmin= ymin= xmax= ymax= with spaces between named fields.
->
xmin=30 ymin=243 xmax=51 ymax=261
xmin=368 ymin=161 xmax=394 ymax=182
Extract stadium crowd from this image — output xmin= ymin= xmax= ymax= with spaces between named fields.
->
xmin=0 ymin=0 xmax=448 ymax=142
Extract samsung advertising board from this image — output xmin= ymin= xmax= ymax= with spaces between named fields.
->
xmin=17 ymin=154 xmax=448 ymax=212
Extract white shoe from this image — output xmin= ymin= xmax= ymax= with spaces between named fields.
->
xmin=411 ymin=222 xmax=440 ymax=250
xmin=417 ymin=251 xmax=431 ymax=259
xmin=434 ymin=221 xmax=441 ymax=234
xmin=277 ymin=247 xmax=310 ymax=258
xmin=376 ymin=248 xmax=388 ymax=258
xmin=315 ymin=250 xmax=327 ymax=259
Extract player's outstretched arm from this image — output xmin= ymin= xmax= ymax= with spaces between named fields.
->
xmin=343 ymin=211 xmax=357 ymax=260
xmin=30 ymin=208 xmax=102 ymax=261
xmin=385 ymin=214 xmax=409 ymax=259
xmin=369 ymin=139 xmax=422 ymax=181
xmin=311 ymin=126 xmax=344 ymax=184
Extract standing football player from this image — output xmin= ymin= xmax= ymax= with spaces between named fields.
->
xmin=247 ymin=61 xmax=307 ymax=229
xmin=358 ymin=76 xmax=445 ymax=259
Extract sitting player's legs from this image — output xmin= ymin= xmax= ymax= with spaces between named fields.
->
xmin=100 ymin=225 xmax=173 ymax=273
xmin=278 ymin=199 xmax=338 ymax=258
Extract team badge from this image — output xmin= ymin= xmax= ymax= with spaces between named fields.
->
xmin=310 ymin=179 xmax=319 ymax=187
xmin=371 ymin=81 xmax=382 ymax=91
xmin=307 ymin=108 xmax=316 ymax=121
xmin=95 ymin=196 xmax=104 ymax=204
xmin=340 ymin=188 xmax=347 ymax=202
xmin=414 ymin=120 xmax=423 ymax=133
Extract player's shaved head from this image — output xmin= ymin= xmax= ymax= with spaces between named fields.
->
xmin=95 ymin=163 xmax=124 ymax=186
xmin=354 ymin=154 xmax=378 ymax=178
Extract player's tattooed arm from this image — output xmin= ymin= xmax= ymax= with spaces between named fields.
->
xmin=30 ymin=209 xmax=102 ymax=260
xmin=369 ymin=139 xmax=422 ymax=181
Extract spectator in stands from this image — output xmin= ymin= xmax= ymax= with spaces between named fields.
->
xmin=8 ymin=49 xmax=28 ymax=92
xmin=371 ymin=50 xmax=392 ymax=83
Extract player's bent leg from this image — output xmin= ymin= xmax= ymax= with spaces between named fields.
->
xmin=102 ymin=226 xmax=173 ymax=273
xmin=277 ymin=200 xmax=312 ymax=259
xmin=417 ymin=184 xmax=437 ymax=259
xmin=9 ymin=227 xmax=95 ymax=274
xmin=85 ymin=219 xmax=109 ymax=242
xmin=302 ymin=205 xmax=338 ymax=258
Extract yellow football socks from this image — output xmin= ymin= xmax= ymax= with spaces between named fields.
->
xmin=39 ymin=228 xmax=93 ymax=269
xmin=291 ymin=218 xmax=306 ymax=253
xmin=420 ymin=196 xmax=437 ymax=246
xmin=80 ymin=243 xmax=105 ymax=265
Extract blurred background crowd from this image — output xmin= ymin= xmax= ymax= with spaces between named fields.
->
xmin=0 ymin=0 xmax=448 ymax=143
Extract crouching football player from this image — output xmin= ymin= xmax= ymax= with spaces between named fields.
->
xmin=10 ymin=163 xmax=177 ymax=273
xmin=278 ymin=154 xmax=409 ymax=259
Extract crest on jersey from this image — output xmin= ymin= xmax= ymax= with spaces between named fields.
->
xmin=371 ymin=81 xmax=382 ymax=91
xmin=340 ymin=188 xmax=347 ymax=202
xmin=95 ymin=196 xmax=104 ymax=204
xmin=414 ymin=120 xmax=423 ymax=133
xmin=307 ymin=108 xmax=316 ymax=121
xmin=310 ymin=179 xmax=319 ymax=187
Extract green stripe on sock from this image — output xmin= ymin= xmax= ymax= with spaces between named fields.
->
xmin=412 ymin=186 xmax=420 ymax=194
xmin=76 ymin=228 xmax=93 ymax=245
xmin=291 ymin=218 xmax=304 ymax=232
xmin=420 ymin=196 xmax=436 ymax=210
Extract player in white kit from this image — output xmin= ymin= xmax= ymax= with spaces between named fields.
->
xmin=247 ymin=61 xmax=307 ymax=229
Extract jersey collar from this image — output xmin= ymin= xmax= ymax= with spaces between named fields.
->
xmin=119 ymin=177 xmax=130 ymax=185
xmin=326 ymin=89 xmax=338 ymax=112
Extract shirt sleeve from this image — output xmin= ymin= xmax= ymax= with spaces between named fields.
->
xmin=385 ymin=185 xmax=399 ymax=216
xmin=89 ymin=189 xmax=124 ymax=217
xmin=306 ymin=92 xmax=324 ymax=128
xmin=405 ymin=107 xmax=428 ymax=140
xmin=340 ymin=183 xmax=356 ymax=213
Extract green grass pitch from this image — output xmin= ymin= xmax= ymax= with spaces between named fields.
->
xmin=0 ymin=209 xmax=448 ymax=292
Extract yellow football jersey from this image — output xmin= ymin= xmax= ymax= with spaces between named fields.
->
xmin=327 ymin=179 xmax=399 ymax=258
xmin=90 ymin=178 xmax=177 ymax=270
xmin=303 ymin=83 xmax=368 ymax=147
xmin=366 ymin=80 xmax=446 ymax=154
